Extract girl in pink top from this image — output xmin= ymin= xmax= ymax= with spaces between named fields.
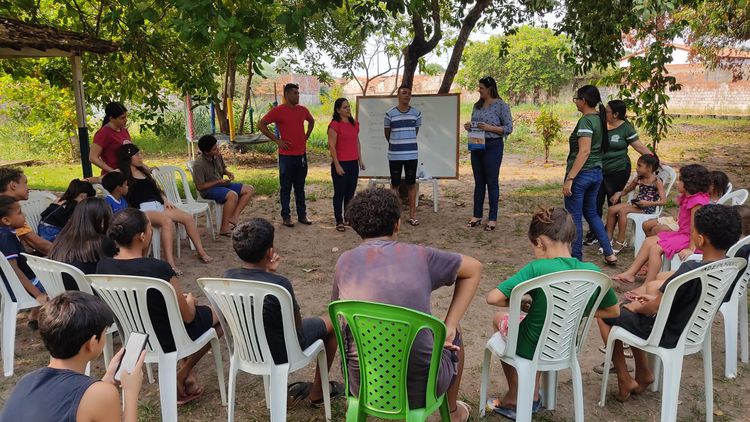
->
xmin=90 ymin=102 xmax=132 ymax=174
xmin=328 ymin=98 xmax=365 ymax=232
xmin=613 ymin=164 xmax=711 ymax=284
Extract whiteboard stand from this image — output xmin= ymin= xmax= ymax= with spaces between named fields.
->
xmin=366 ymin=178 xmax=439 ymax=212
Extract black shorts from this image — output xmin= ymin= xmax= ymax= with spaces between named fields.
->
xmin=603 ymin=304 xmax=655 ymax=342
xmin=389 ymin=159 xmax=418 ymax=186
xmin=297 ymin=317 xmax=328 ymax=350
xmin=185 ymin=305 xmax=215 ymax=341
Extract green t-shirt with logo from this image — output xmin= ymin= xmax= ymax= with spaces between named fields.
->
xmin=566 ymin=114 xmax=604 ymax=175
xmin=602 ymin=121 xmax=639 ymax=174
xmin=497 ymin=257 xmax=618 ymax=360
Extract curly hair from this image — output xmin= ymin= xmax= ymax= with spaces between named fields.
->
xmin=679 ymin=164 xmax=710 ymax=195
xmin=528 ymin=207 xmax=577 ymax=244
xmin=0 ymin=167 xmax=23 ymax=192
xmin=695 ymin=204 xmax=741 ymax=250
xmin=232 ymin=218 xmax=274 ymax=263
xmin=345 ymin=188 xmax=401 ymax=239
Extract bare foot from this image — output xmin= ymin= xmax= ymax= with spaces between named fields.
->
xmin=633 ymin=373 xmax=655 ymax=394
xmin=612 ymin=272 xmax=636 ymax=284
xmin=198 ymin=253 xmax=213 ymax=264
xmin=616 ymin=377 xmax=639 ymax=402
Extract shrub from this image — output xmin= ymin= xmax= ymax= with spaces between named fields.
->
xmin=534 ymin=106 xmax=563 ymax=163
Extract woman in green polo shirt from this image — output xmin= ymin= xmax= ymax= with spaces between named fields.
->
xmin=584 ymin=100 xmax=652 ymax=246
xmin=564 ymin=85 xmax=617 ymax=263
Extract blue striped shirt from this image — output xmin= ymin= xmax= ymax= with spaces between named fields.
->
xmin=384 ymin=106 xmax=421 ymax=161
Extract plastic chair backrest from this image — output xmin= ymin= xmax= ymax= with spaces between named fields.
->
xmin=718 ymin=189 xmax=748 ymax=206
xmin=0 ymin=252 xmax=37 ymax=305
xmin=328 ymin=300 xmax=446 ymax=419
xmin=21 ymin=254 xmax=93 ymax=296
xmin=152 ymin=166 xmax=196 ymax=205
xmin=198 ymin=278 xmax=307 ymax=369
xmin=727 ymin=235 xmax=750 ymax=301
xmin=648 ymin=258 xmax=745 ymax=350
xmin=88 ymin=274 xmax=192 ymax=355
xmin=502 ymin=270 xmax=612 ymax=364
xmin=20 ymin=192 xmax=56 ymax=233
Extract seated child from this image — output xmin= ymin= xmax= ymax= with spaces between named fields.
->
xmin=96 ymin=208 xmax=220 ymax=404
xmin=102 ymin=171 xmax=130 ymax=213
xmin=606 ymin=155 xmax=665 ymax=254
xmin=38 ymin=179 xmax=96 ymax=242
xmin=600 ymin=204 xmax=742 ymax=402
xmin=0 ymin=195 xmax=48 ymax=327
xmin=613 ymin=164 xmax=710 ymax=284
xmin=708 ymin=170 xmax=729 ymax=203
xmin=0 ymin=167 xmax=51 ymax=255
xmin=224 ymin=218 xmax=342 ymax=407
xmin=333 ymin=187 xmax=482 ymax=422
xmin=724 ymin=204 xmax=750 ymax=303
xmin=485 ymin=207 xmax=619 ymax=418
xmin=0 ymin=291 xmax=144 ymax=422
xmin=48 ymin=197 xmax=117 ymax=290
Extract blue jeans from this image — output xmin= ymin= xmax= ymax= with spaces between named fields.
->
xmin=564 ymin=168 xmax=613 ymax=260
xmin=470 ymin=139 xmax=504 ymax=221
xmin=331 ymin=160 xmax=359 ymax=224
xmin=38 ymin=223 xmax=62 ymax=242
xmin=279 ymin=154 xmax=308 ymax=220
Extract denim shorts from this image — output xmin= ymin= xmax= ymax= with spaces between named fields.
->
xmin=201 ymin=182 xmax=243 ymax=204
xmin=37 ymin=223 xmax=62 ymax=242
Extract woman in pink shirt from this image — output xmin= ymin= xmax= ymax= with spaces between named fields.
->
xmin=328 ymin=98 xmax=365 ymax=232
xmin=90 ymin=102 xmax=132 ymax=174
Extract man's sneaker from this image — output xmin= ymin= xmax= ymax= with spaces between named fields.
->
xmin=583 ymin=231 xmax=598 ymax=245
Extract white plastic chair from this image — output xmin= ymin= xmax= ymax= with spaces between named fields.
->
xmin=21 ymin=254 xmax=116 ymax=372
xmin=718 ymin=188 xmax=748 ymax=206
xmin=92 ymin=183 xmax=110 ymax=198
xmin=598 ymin=258 xmax=746 ymax=422
xmin=152 ymin=165 xmax=215 ymax=241
xmin=186 ymin=160 xmax=224 ymax=233
xmin=628 ymin=165 xmax=677 ymax=255
xmin=89 ymin=274 xmax=227 ymax=422
xmin=479 ymin=270 xmax=612 ymax=422
xmin=0 ymin=252 xmax=40 ymax=377
xmin=19 ymin=191 xmax=57 ymax=234
xmin=198 ymin=278 xmax=331 ymax=422
xmin=720 ymin=234 xmax=750 ymax=378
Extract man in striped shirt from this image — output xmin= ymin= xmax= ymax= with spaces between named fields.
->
xmin=384 ymin=85 xmax=422 ymax=226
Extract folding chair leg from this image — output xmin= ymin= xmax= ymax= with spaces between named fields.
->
xmin=268 ymin=367 xmax=290 ymax=422
xmin=478 ymin=347 xmax=492 ymax=417
xmin=659 ymin=354 xmax=683 ymax=422
xmin=316 ymin=348 xmax=332 ymax=421
xmin=703 ymin=337 xmax=714 ymax=422
xmin=723 ymin=305 xmax=738 ymax=378
xmin=542 ymin=370 xmax=557 ymax=410
xmin=2 ymin=301 xmax=18 ymax=377
xmin=211 ymin=338 xmax=227 ymax=405
xmin=570 ymin=361 xmax=584 ymax=421
xmin=158 ymin=353 xmax=179 ymax=422
xmin=515 ymin=362 xmax=536 ymax=422
xmin=228 ymin=355 xmax=239 ymax=422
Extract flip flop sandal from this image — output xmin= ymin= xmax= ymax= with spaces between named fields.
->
xmin=493 ymin=405 xmax=517 ymax=420
xmin=219 ymin=232 xmax=232 ymax=237
xmin=177 ymin=389 xmax=203 ymax=405
xmin=484 ymin=224 xmax=496 ymax=231
xmin=287 ymin=381 xmax=312 ymax=407
xmin=466 ymin=219 xmax=482 ymax=228
xmin=452 ymin=400 xmax=471 ymax=422
xmin=309 ymin=381 xmax=345 ymax=408
xmin=336 ymin=223 xmax=346 ymax=232
xmin=407 ymin=218 xmax=420 ymax=226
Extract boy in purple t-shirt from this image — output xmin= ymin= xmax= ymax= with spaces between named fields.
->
xmin=332 ymin=188 xmax=482 ymax=421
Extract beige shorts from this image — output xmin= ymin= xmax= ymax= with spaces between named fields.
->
xmin=657 ymin=216 xmax=679 ymax=231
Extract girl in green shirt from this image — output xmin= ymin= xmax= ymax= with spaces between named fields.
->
xmin=485 ymin=207 xmax=620 ymax=418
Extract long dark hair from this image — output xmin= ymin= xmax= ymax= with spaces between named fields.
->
xmin=475 ymin=76 xmax=500 ymax=109
xmin=116 ymin=144 xmax=163 ymax=199
xmin=108 ymin=208 xmax=149 ymax=247
xmin=49 ymin=197 xmax=113 ymax=264
xmin=102 ymin=102 xmax=127 ymax=127
xmin=577 ymin=85 xmax=610 ymax=153
xmin=332 ymin=98 xmax=355 ymax=125
xmin=59 ymin=179 xmax=95 ymax=204
xmin=607 ymin=100 xmax=627 ymax=121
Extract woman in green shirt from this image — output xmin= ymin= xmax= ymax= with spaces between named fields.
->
xmin=584 ymin=100 xmax=652 ymax=246
xmin=564 ymin=85 xmax=617 ymax=263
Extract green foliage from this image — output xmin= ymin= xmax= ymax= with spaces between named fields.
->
xmin=0 ymin=75 xmax=79 ymax=160
xmin=320 ymin=84 xmax=344 ymax=112
xmin=534 ymin=106 xmax=563 ymax=163
xmin=457 ymin=26 xmax=573 ymax=104
xmin=420 ymin=62 xmax=445 ymax=76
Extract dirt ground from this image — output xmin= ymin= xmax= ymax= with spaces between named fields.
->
xmin=2 ymin=119 xmax=750 ymax=421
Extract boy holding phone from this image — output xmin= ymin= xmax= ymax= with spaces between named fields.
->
xmin=1 ymin=291 xmax=145 ymax=422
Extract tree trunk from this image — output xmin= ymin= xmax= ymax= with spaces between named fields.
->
xmin=399 ymin=0 xmax=442 ymax=89
xmin=239 ymin=57 xmax=253 ymax=134
xmin=217 ymin=49 xmax=238 ymax=134
xmin=438 ymin=0 xmax=491 ymax=94
xmin=401 ymin=48 xmax=419 ymax=88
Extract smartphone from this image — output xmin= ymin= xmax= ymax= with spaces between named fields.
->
xmin=115 ymin=332 xmax=148 ymax=381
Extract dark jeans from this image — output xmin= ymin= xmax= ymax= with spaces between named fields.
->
xmin=564 ymin=167 xmax=613 ymax=260
xmin=332 ymin=160 xmax=359 ymax=223
xmin=596 ymin=164 xmax=631 ymax=217
xmin=470 ymin=138 xmax=504 ymax=221
xmin=279 ymin=154 xmax=308 ymax=220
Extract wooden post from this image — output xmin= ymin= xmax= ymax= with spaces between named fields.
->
xmin=70 ymin=54 xmax=92 ymax=177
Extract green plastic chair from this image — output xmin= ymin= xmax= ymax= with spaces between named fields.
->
xmin=328 ymin=300 xmax=451 ymax=422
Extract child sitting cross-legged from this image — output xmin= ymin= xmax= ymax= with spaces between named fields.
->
xmin=485 ymin=207 xmax=620 ymax=419
xmin=0 ymin=291 xmax=145 ymax=421
xmin=605 ymin=154 xmax=665 ymax=254
xmin=224 ymin=218 xmax=344 ymax=407
xmin=599 ymin=204 xmax=742 ymax=402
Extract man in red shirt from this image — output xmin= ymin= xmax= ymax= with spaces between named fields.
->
xmin=259 ymin=83 xmax=315 ymax=227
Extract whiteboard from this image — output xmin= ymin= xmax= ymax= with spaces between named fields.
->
xmin=356 ymin=94 xmax=459 ymax=179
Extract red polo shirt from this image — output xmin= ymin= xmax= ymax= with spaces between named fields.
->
xmin=262 ymin=104 xmax=313 ymax=156
xmin=93 ymin=125 xmax=131 ymax=173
